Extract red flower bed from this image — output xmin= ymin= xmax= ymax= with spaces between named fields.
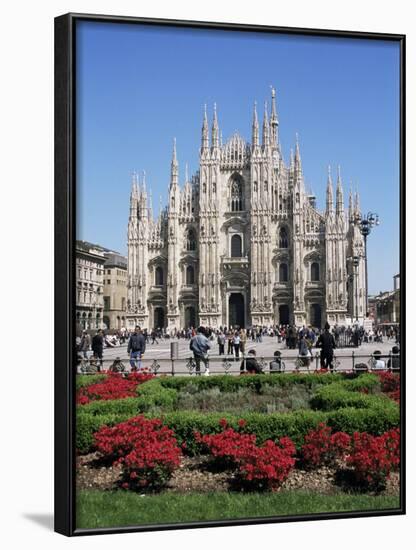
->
xmin=195 ymin=419 xmax=296 ymax=490
xmin=77 ymin=371 xmax=154 ymax=405
xmin=346 ymin=428 xmax=400 ymax=491
xmin=377 ymin=372 xmax=400 ymax=403
xmin=94 ymin=415 xmax=181 ymax=490
xmin=301 ymin=423 xmax=351 ymax=468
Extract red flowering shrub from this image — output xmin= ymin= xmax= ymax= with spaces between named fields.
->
xmin=301 ymin=423 xmax=351 ymax=468
xmin=377 ymin=372 xmax=400 ymax=403
xmin=195 ymin=420 xmax=296 ymax=490
xmin=238 ymin=438 xmax=296 ymax=490
xmin=346 ymin=428 xmax=400 ymax=491
xmin=77 ymin=371 xmax=154 ymax=404
xmin=94 ymin=415 xmax=181 ymax=490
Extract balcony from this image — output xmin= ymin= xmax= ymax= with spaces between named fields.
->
xmin=221 ymin=255 xmax=249 ymax=272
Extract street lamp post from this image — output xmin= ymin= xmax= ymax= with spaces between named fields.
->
xmin=353 ymin=211 xmax=380 ymax=317
xmin=348 ymin=255 xmax=360 ymax=323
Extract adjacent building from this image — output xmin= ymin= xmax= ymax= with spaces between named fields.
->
xmin=126 ymin=87 xmax=366 ymax=331
xmin=75 ymin=241 xmax=106 ymax=331
xmin=373 ymin=274 xmax=400 ymax=325
xmin=102 ymin=253 xmax=128 ymax=330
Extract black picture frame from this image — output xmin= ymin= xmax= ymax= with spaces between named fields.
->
xmin=54 ymin=12 xmax=406 ymax=536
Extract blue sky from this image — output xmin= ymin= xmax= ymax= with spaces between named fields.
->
xmin=76 ymin=21 xmax=400 ymax=295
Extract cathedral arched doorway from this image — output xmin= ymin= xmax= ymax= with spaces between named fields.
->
xmin=229 ymin=293 xmax=245 ymax=329
xmin=310 ymin=303 xmax=322 ymax=328
xmin=278 ymin=304 xmax=290 ymax=325
xmin=154 ymin=307 xmax=165 ymax=329
xmin=184 ymin=306 xmax=196 ymax=328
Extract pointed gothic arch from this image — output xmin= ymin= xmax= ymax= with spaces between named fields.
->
xmin=311 ymin=262 xmax=320 ymax=282
xmin=155 ymin=266 xmax=164 ymax=286
xmin=231 ymin=234 xmax=243 ymax=257
xmin=278 ymin=226 xmax=289 ymax=248
xmin=229 ymin=173 xmax=244 ymax=212
xmin=186 ymin=265 xmax=195 ymax=285
xmin=186 ymin=228 xmax=196 ymax=251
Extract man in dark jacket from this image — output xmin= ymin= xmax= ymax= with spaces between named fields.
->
xmin=316 ymin=322 xmax=336 ymax=371
xmin=240 ymin=349 xmax=262 ymax=374
xmin=91 ymin=329 xmax=104 ymax=371
xmin=128 ymin=326 xmax=146 ymax=371
xmin=189 ymin=326 xmax=211 ymax=375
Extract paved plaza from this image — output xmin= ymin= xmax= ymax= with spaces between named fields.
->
xmin=80 ymin=335 xmax=399 ymax=375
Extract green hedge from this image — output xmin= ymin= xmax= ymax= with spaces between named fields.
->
xmin=76 ymin=412 xmax=133 ymax=454
xmin=310 ymin=385 xmax=391 ymax=412
xmin=158 ymin=373 xmax=345 ymax=393
xmin=76 ymin=374 xmax=107 ymax=390
xmin=134 ymin=378 xmax=178 ymax=410
xmin=76 ymin=401 xmax=399 ymax=455
xmin=76 ymin=372 xmax=399 ymax=454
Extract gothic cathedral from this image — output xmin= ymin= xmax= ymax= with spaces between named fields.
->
xmin=126 ymin=88 xmax=366 ymax=331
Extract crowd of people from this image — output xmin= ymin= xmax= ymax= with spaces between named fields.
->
xmin=76 ymin=321 xmax=400 ymax=374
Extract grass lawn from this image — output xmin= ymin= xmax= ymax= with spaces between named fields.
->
xmin=76 ymin=489 xmax=400 ymax=529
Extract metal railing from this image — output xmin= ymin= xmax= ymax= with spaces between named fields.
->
xmin=76 ymin=351 xmax=400 ymax=376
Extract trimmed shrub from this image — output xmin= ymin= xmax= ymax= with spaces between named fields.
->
xmin=195 ymin=420 xmax=296 ymax=491
xmin=310 ymin=383 xmax=393 ymax=412
xmin=94 ymin=415 xmax=182 ymax=490
xmin=77 ymin=372 xmax=154 ymax=405
xmin=135 ymin=378 xmax=178 ymax=411
xmin=158 ymin=373 xmax=344 ymax=393
xmin=76 ymin=412 xmax=132 ymax=454
xmin=327 ymin=405 xmax=399 ymax=436
xmin=346 ymin=428 xmax=400 ymax=491
xmin=76 ymin=374 xmax=107 ymax=390
xmin=300 ymin=423 xmax=351 ymax=468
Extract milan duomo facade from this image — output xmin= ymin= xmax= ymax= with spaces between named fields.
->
xmin=126 ymin=88 xmax=366 ymax=331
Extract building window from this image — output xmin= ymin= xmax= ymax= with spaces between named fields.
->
xmin=230 ymin=178 xmax=243 ymax=211
xmin=186 ymin=265 xmax=195 ymax=285
xmin=186 ymin=229 xmax=196 ymax=251
xmin=155 ymin=266 xmax=164 ymax=285
xmin=104 ymin=296 xmax=110 ymax=310
xmin=279 ymin=263 xmax=289 ymax=282
xmin=311 ymin=262 xmax=320 ymax=282
xmin=231 ymin=234 xmax=242 ymax=257
xmin=278 ymin=227 xmax=289 ymax=248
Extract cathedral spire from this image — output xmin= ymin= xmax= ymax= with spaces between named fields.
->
xmin=185 ymin=162 xmax=189 ymax=184
xmin=211 ymin=102 xmax=219 ymax=148
xmin=252 ymin=100 xmax=259 ymax=148
xmin=354 ymin=188 xmax=361 ymax=216
xmin=130 ymin=171 xmax=139 ymax=199
xmin=149 ymin=189 xmax=153 ymax=220
xmin=130 ymin=171 xmax=138 ymax=217
xmin=326 ymin=165 xmax=334 ymax=214
xmin=295 ymin=133 xmax=302 ymax=170
xmin=262 ymin=100 xmax=270 ymax=147
xmin=348 ymin=186 xmax=354 ymax=222
xmin=170 ymin=137 xmax=179 ymax=188
xmin=201 ymin=103 xmax=209 ymax=151
xmin=336 ymin=165 xmax=344 ymax=215
xmin=142 ymin=170 xmax=147 ymax=197
xmin=270 ymin=85 xmax=279 ymax=144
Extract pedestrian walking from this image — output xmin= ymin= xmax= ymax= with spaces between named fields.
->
xmin=233 ymin=331 xmax=241 ymax=360
xmin=91 ymin=329 xmax=104 ymax=371
xmin=80 ymin=330 xmax=91 ymax=360
xmin=189 ymin=326 xmax=211 ymax=375
xmin=316 ymin=322 xmax=336 ymax=371
xmin=128 ymin=326 xmax=146 ymax=371
xmin=217 ymin=331 xmax=225 ymax=355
